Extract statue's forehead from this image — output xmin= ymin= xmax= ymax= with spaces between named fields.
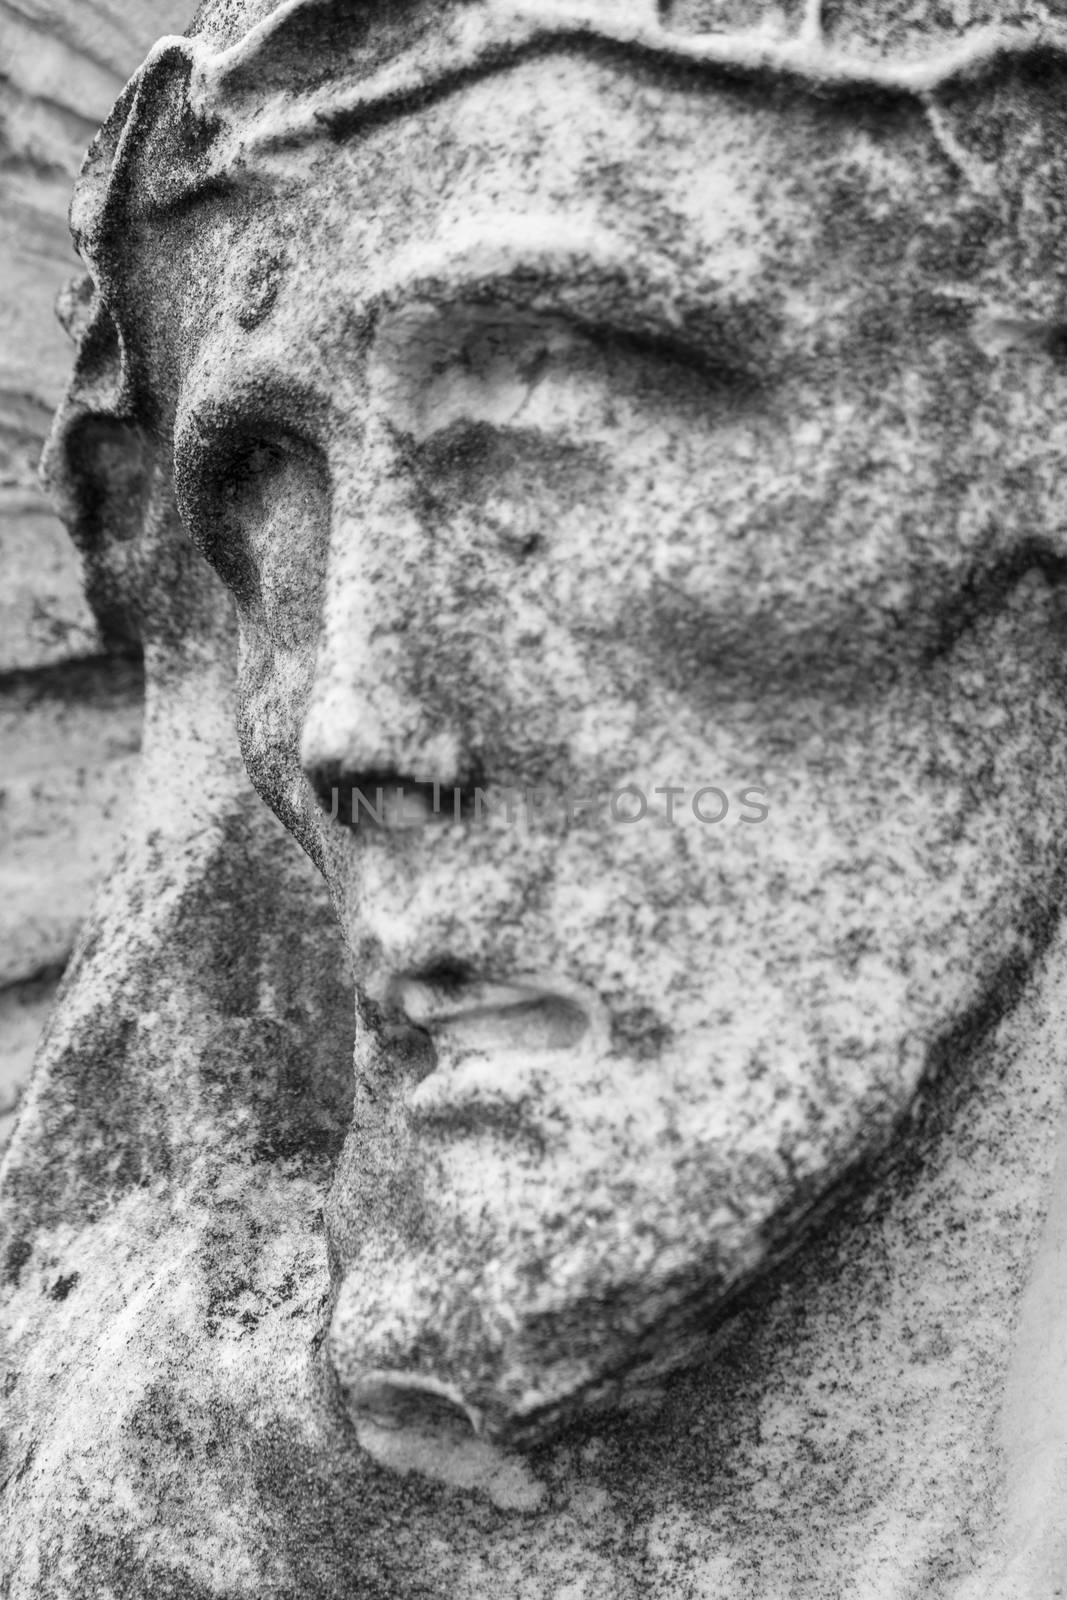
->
xmin=163 ymin=92 xmax=984 ymax=420
xmin=181 ymin=85 xmax=917 ymax=285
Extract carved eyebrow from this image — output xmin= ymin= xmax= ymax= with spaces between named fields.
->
xmin=364 ymin=220 xmax=768 ymax=381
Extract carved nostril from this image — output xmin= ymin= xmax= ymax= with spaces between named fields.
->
xmin=300 ymin=689 xmax=481 ymax=826
xmin=307 ymin=765 xmax=484 ymax=830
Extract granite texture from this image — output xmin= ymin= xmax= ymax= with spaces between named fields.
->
xmin=4 ymin=0 xmax=1067 ymax=1595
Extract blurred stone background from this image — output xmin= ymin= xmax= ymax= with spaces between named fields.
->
xmin=0 ymin=2 xmax=193 ymax=1151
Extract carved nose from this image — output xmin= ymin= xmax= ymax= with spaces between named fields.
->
xmin=299 ymin=633 xmax=475 ymax=827
xmin=302 ymin=472 xmax=478 ymax=822
xmin=300 ymin=686 xmax=466 ymax=791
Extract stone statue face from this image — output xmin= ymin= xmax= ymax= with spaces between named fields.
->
xmin=123 ymin=13 xmax=1067 ymax=1446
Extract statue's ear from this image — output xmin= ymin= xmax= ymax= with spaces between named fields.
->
xmin=40 ymin=276 xmax=154 ymax=653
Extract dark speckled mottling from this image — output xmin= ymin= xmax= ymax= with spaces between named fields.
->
xmin=6 ymin=1 xmax=1067 ymax=1597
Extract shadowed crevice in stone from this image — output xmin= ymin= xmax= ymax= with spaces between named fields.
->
xmin=2 ymin=1239 xmax=32 ymax=1289
xmin=921 ymin=543 xmax=1067 ymax=663
xmin=0 ymin=648 xmax=144 ymax=705
xmin=0 ymin=960 xmax=69 ymax=1001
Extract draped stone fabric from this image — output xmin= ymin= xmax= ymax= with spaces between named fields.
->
xmin=0 ymin=2 xmax=194 ymax=1125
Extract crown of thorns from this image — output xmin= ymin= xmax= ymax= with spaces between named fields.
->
xmin=73 ymin=0 xmax=1067 ymax=278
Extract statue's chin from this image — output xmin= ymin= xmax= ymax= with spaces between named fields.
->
xmin=325 ymin=1235 xmax=724 ymax=1454
xmin=320 ymin=1020 xmax=920 ymax=1461
xmin=318 ymin=908 xmax=1006 ymax=1465
xmin=320 ymin=1019 xmax=752 ymax=1454
xmin=322 ymin=1086 xmax=801 ymax=1459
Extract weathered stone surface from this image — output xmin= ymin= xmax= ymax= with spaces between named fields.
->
xmin=6 ymin=1 xmax=1067 ymax=1596
xmin=0 ymin=655 xmax=142 ymax=986
xmin=0 ymin=973 xmax=59 ymax=1157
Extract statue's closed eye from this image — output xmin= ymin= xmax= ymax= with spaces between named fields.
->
xmin=371 ymin=299 xmax=755 ymax=454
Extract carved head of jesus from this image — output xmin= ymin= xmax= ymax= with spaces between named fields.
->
xmin=52 ymin=0 xmax=1067 ymax=1451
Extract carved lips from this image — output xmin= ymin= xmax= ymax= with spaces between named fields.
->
xmin=388 ymin=972 xmax=596 ymax=1128
xmin=392 ymin=973 xmax=590 ymax=1053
